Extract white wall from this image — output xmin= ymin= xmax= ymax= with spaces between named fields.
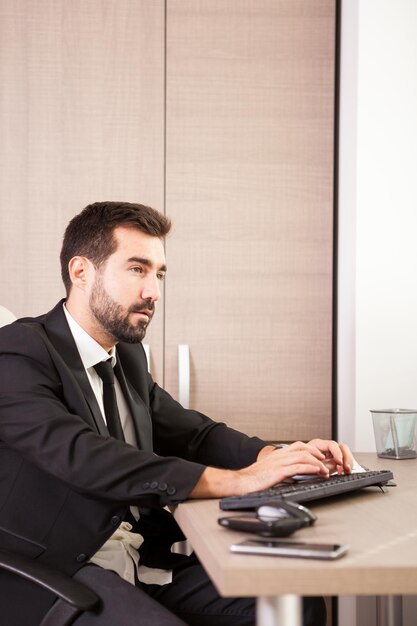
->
xmin=338 ymin=2 xmax=417 ymax=625
xmin=338 ymin=0 xmax=417 ymax=453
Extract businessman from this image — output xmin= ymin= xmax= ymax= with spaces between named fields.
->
xmin=0 ymin=201 xmax=352 ymax=625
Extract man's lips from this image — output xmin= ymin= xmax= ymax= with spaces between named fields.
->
xmin=129 ymin=301 xmax=155 ymax=322
xmin=130 ymin=309 xmax=153 ymax=320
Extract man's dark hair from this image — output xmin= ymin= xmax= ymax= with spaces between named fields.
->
xmin=60 ymin=201 xmax=171 ymax=294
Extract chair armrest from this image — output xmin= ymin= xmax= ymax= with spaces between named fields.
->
xmin=0 ymin=550 xmax=98 ymax=611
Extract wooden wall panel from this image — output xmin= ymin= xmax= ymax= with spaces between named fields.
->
xmin=165 ymin=0 xmax=335 ymax=440
xmin=0 ymin=0 xmax=336 ymax=438
xmin=0 ymin=0 xmax=166 ymax=379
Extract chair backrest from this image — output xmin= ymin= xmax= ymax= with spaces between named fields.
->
xmin=0 ymin=305 xmax=16 ymax=328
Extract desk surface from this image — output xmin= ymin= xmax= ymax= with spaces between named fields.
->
xmin=174 ymin=454 xmax=417 ymax=597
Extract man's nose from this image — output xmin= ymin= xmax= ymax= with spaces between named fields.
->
xmin=141 ymin=274 xmax=161 ymax=302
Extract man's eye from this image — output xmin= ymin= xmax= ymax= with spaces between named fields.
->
xmin=157 ymin=273 xmax=166 ymax=282
xmin=131 ymin=266 xmax=144 ymax=274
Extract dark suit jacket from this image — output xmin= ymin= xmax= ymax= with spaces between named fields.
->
xmin=0 ymin=300 xmax=265 ymax=621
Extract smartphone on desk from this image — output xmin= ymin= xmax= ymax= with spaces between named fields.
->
xmin=230 ymin=539 xmax=349 ymax=560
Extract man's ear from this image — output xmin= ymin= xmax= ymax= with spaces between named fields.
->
xmin=67 ymin=256 xmax=94 ymax=291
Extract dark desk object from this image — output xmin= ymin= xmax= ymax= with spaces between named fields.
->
xmin=219 ymin=469 xmax=394 ymax=510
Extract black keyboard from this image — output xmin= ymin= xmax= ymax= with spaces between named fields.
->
xmin=219 ymin=470 xmax=394 ymax=510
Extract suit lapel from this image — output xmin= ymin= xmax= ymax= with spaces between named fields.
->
xmin=43 ymin=301 xmax=108 ymax=436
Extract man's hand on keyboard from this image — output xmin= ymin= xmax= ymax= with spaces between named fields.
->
xmin=190 ymin=440 xmax=354 ymax=498
xmin=251 ymin=439 xmax=353 ymax=486
xmin=306 ymin=439 xmax=353 ymax=476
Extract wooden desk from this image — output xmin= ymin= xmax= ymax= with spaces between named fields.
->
xmin=174 ymin=454 xmax=417 ymax=625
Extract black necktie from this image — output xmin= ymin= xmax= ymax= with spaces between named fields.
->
xmin=94 ymin=359 xmax=125 ymax=441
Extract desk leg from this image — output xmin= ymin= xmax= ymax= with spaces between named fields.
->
xmin=376 ymin=596 xmax=403 ymax=626
xmin=257 ymin=595 xmax=302 ymax=626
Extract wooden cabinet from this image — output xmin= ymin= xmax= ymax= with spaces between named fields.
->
xmin=161 ymin=0 xmax=336 ymax=440
xmin=0 ymin=0 xmax=336 ymax=441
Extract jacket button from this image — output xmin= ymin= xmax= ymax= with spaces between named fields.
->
xmin=111 ymin=515 xmax=121 ymax=526
xmin=76 ymin=553 xmax=88 ymax=563
xmin=158 ymin=482 xmax=167 ymax=491
xmin=167 ymin=486 xmax=176 ymax=496
xmin=150 ymin=481 xmax=159 ymax=489
xmin=142 ymin=482 xmax=150 ymax=489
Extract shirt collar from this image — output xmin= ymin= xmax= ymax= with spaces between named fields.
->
xmin=63 ymin=303 xmax=117 ymax=370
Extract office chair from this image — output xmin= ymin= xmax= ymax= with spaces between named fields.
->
xmin=0 ymin=305 xmax=99 ymax=626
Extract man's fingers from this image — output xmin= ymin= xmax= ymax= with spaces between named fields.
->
xmin=287 ymin=441 xmax=326 ymax=460
xmin=279 ymin=462 xmax=329 ymax=482
xmin=339 ymin=442 xmax=354 ymax=473
xmin=275 ymin=448 xmax=330 ymax=479
xmin=308 ymin=439 xmax=354 ymax=475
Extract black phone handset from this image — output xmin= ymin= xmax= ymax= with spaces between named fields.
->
xmin=218 ymin=499 xmax=317 ymax=537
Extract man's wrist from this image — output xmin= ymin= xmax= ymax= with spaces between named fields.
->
xmin=257 ymin=442 xmax=289 ymax=461
xmin=189 ymin=466 xmax=242 ymax=498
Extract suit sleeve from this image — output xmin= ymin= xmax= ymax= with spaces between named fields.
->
xmin=149 ymin=380 xmax=267 ymax=469
xmin=0 ymin=324 xmax=207 ymax=506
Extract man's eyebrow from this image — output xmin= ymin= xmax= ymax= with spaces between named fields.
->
xmin=127 ymin=257 xmax=167 ymax=272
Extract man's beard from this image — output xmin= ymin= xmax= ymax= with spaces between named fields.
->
xmin=89 ymin=273 xmax=154 ymax=344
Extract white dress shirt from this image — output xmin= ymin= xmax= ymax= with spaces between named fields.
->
xmin=63 ymin=304 xmax=172 ymax=586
